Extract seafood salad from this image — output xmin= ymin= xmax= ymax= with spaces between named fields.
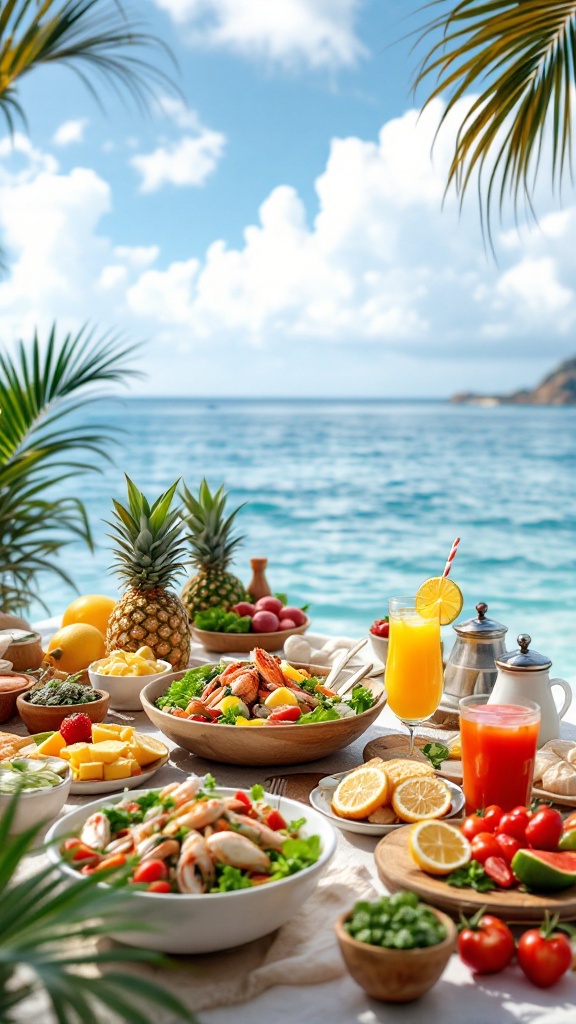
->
xmin=62 ymin=774 xmax=321 ymax=893
xmin=155 ymin=648 xmax=377 ymax=726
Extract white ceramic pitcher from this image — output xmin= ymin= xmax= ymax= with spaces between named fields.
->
xmin=488 ymin=634 xmax=572 ymax=747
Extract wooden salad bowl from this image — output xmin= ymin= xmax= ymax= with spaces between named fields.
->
xmin=192 ymin=616 xmax=310 ymax=654
xmin=141 ymin=668 xmax=386 ymax=767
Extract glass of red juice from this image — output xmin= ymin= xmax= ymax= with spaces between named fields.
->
xmin=460 ymin=696 xmax=540 ymax=812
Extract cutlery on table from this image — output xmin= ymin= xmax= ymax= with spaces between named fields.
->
xmin=324 ymin=638 xmax=368 ymax=689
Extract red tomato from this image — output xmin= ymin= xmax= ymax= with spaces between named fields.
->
xmin=265 ymin=809 xmax=287 ymax=831
xmin=495 ymin=833 xmax=524 ymax=864
xmin=525 ymin=807 xmax=563 ymax=851
xmin=483 ymin=805 xmax=504 ymax=832
xmin=268 ymin=706 xmax=301 ymax=722
xmin=497 ymin=809 xmax=530 ymax=842
xmin=94 ymin=853 xmax=127 ymax=872
xmin=458 ymin=912 xmax=515 ymax=974
xmin=517 ymin=919 xmax=572 ymax=988
xmin=470 ymin=832 xmax=502 ymax=864
xmin=148 ymin=880 xmax=172 ymax=894
xmin=132 ymin=859 xmax=168 ymax=885
xmin=234 ymin=790 xmax=252 ymax=810
xmin=188 ymin=714 xmax=211 ymax=722
xmin=462 ymin=813 xmax=491 ymax=841
xmin=483 ymin=856 xmax=515 ymax=889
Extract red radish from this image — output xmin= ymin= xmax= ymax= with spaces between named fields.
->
xmin=255 ymin=596 xmax=284 ymax=615
xmin=252 ymin=610 xmax=280 ymax=632
xmin=279 ymin=618 xmax=296 ymax=630
xmin=279 ymin=606 xmax=307 ymax=626
xmin=232 ymin=602 xmax=256 ymax=617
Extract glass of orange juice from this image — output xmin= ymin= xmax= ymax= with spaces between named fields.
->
xmin=460 ymin=696 xmax=540 ymax=812
xmin=385 ymin=596 xmax=444 ymax=752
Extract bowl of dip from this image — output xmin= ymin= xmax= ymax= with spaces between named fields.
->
xmin=0 ymin=756 xmax=71 ymax=833
xmin=0 ymin=672 xmax=35 ymax=723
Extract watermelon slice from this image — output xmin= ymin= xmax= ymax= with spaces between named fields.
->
xmin=512 ymin=849 xmax=576 ymax=892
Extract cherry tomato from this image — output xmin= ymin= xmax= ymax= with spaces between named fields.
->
xmin=265 ymin=809 xmax=287 ymax=831
xmin=483 ymin=856 xmax=515 ymax=889
xmin=497 ymin=809 xmax=530 ymax=842
xmin=482 ymin=805 xmax=504 ymax=832
xmin=525 ymin=806 xmax=563 ymax=851
xmin=462 ymin=813 xmax=491 ymax=841
xmin=495 ymin=833 xmax=524 ymax=864
xmin=234 ymin=790 xmax=252 ymax=810
xmin=65 ymin=841 xmax=99 ymax=863
xmin=132 ymin=859 xmax=168 ymax=885
xmin=458 ymin=911 xmax=515 ymax=974
xmin=148 ymin=880 xmax=172 ymax=894
xmin=563 ymin=811 xmax=576 ymax=831
xmin=268 ymin=706 xmax=301 ymax=722
xmin=470 ymin=832 xmax=502 ymax=864
xmin=517 ymin=916 xmax=572 ymax=988
xmin=188 ymin=714 xmax=211 ymax=722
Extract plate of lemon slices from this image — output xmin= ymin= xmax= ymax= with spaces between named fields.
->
xmin=309 ymin=759 xmax=465 ymax=836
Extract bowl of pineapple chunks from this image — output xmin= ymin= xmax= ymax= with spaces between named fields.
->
xmin=26 ymin=720 xmax=169 ymax=794
xmin=89 ymin=647 xmax=172 ymax=710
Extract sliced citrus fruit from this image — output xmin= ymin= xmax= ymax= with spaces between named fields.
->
xmin=415 ymin=576 xmax=463 ymax=625
xmin=331 ymin=765 xmax=389 ymax=820
xmin=392 ymin=777 xmax=452 ymax=823
xmin=409 ymin=820 xmax=471 ymax=875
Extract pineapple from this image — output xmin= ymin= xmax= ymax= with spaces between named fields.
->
xmin=106 ymin=476 xmax=191 ymax=670
xmin=180 ymin=479 xmax=247 ymax=621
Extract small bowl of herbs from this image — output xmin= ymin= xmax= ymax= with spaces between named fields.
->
xmin=335 ymin=892 xmax=457 ymax=1003
xmin=0 ymin=756 xmax=72 ymax=833
xmin=16 ymin=674 xmax=109 ymax=733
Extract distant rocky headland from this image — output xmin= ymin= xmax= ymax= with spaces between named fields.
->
xmin=451 ymin=356 xmax=576 ymax=406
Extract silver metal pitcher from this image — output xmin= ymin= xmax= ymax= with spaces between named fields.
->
xmin=442 ymin=602 xmax=508 ymax=707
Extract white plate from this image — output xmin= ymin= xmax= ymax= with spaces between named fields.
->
xmin=309 ymin=777 xmax=465 ymax=836
xmin=69 ymin=752 xmax=169 ymax=794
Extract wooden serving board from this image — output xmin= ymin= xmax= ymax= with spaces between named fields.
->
xmin=375 ymin=827 xmax=576 ymax=924
xmin=363 ymin=734 xmax=463 ymax=784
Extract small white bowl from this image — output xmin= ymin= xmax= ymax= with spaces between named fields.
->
xmin=368 ymin=633 xmax=389 ymax=668
xmin=88 ymin=659 xmax=172 ymax=710
xmin=0 ymin=756 xmax=72 ymax=833
xmin=46 ymin=785 xmax=337 ymax=954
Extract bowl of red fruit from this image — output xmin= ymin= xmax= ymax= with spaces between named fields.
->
xmin=192 ymin=596 xmax=311 ymax=654
xmin=369 ymin=617 xmax=389 ymax=668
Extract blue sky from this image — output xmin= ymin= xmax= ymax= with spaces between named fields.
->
xmin=1 ymin=0 xmax=575 ymax=397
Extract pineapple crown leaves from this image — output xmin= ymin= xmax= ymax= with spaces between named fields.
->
xmin=107 ymin=475 xmax=189 ymax=590
xmin=180 ymin=479 xmax=245 ymax=570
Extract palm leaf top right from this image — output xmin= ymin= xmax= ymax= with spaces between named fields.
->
xmin=413 ymin=1 xmax=576 ymax=241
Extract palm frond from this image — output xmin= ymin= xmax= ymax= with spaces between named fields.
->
xmin=0 ymin=0 xmax=178 ymax=131
xmin=0 ymin=323 xmax=139 ymax=612
xmin=413 ymin=0 xmax=576 ymax=241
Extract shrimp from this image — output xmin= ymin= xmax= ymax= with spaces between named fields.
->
xmin=163 ymin=798 xmax=226 ymax=835
xmin=224 ymin=811 xmax=285 ymax=852
xmin=206 ymin=832 xmax=271 ymax=872
xmin=177 ymin=832 xmax=215 ymax=894
xmin=80 ymin=812 xmax=111 ymax=851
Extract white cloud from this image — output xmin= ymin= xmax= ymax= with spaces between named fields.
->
xmin=153 ymin=0 xmax=366 ymax=70
xmin=0 ymin=99 xmax=575 ymax=396
xmin=52 ymin=119 xmax=88 ymax=146
xmin=130 ymin=100 xmax=225 ymax=191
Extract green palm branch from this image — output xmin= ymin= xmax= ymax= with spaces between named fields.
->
xmin=413 ymin=1 xmax=576 ymax=239
xmin=0 ymin=324 xmax=138 ymax=613
xmin=0 ymin=794 xmax=196 ymax=1023
xmin=0 ymin=0 xmax=176 ymax=132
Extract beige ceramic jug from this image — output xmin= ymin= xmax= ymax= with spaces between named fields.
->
xmin=488 ymin=634 xmax=572 ymax=747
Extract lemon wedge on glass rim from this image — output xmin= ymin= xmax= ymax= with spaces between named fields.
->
xmin=415 ymin=576 xmax=463 ymax=625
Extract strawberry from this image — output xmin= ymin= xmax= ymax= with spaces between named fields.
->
xmin=370 ymin=618 xmax=389 ymax=638
xmin=59 ymin=712 xmax=93 ymax=745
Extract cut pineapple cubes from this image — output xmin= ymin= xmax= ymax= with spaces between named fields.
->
xmin=42 ymin=723 xmax=167 ymax=782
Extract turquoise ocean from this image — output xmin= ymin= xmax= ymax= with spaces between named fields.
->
xmin=32 ymin=399 xmax=575 ymax=688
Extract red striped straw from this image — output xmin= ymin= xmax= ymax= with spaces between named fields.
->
xmin=442 ymin=537 xmax=460 ymax=578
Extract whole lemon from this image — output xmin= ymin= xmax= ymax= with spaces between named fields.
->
xmin=62 ymin=595 xmax=117 ymax=636
xmin=45 ymin=623 xmax=106 ymax=673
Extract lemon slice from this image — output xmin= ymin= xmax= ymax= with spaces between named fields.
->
xmin=392 ymin=777 xmax=452 ymax=823
xmin=415 ymin=576 xmax=463 ymax=625
xmin=331 ymin=766 xmax=389 ymax=820
xmin=409 ymin=820 xmax=471 ymax=875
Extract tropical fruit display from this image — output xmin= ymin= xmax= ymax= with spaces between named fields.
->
xmin=36 ymin=718 xmax=168 ymax=781
xmin=180 ymin=479 xmax=246 ymax=621
xmin=105 ymin=477 xmax=191 ymax=670
xmin=44 ymin=623 xmax=106 ymax=673
xmin=62 ymin=595 xmax=117 ymax=635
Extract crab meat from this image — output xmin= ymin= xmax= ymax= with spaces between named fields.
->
xmin=79 ymin=812 xmax=111 ymax=851
xmin=206 ymin=831 xmax=271 ymax=873
xmin=177 ymin=832 xmax=215 ymax=893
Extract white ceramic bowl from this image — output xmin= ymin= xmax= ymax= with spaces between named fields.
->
xmin=0 ymin=756 xmax=72 ymax=833
xmin=88 ymin=659 xmax=172 ymax=710
xmin=46 ymin=785 xmax=337 ymax=954
xmin=368 ymin=633 xmax=388 ymax=668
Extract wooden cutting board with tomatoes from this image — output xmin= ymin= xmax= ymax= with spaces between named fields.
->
xmin=375 ymin=826 xmax=576 ymax=924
